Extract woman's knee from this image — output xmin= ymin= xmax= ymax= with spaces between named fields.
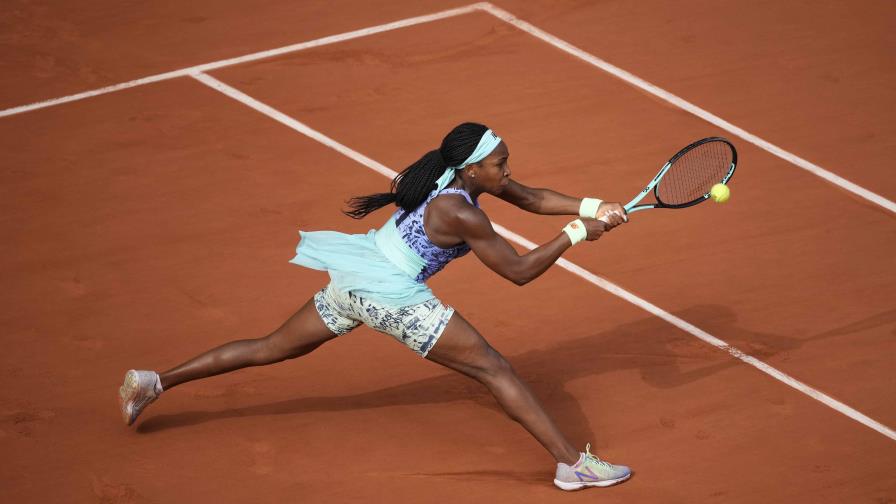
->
xmin=259 ymin=304 xmax=339 ymax=362
xmin=470 ymin=346 xmax=514 ymax=383
xmin=427 ymin=313 xmax=514 ymax=381
xmin=257 ymin=330 xmax=320 ymax=363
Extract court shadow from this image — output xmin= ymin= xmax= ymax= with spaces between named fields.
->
xmin=137 ymin=305 xmax=892 ymax=439
xmin=811 ymin=308 xmax=896 ymax=340
xmin=400 ymin=469 xmax=546 ymax=484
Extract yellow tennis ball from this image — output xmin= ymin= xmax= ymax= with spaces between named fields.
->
xmin=710 ymin=183 xmax=730 ymax=203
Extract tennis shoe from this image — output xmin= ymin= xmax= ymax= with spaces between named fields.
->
xmin=553 ymin=443 xmax=631 ymax=491
xmin=118 ymin=369 xmax=162 ymax=426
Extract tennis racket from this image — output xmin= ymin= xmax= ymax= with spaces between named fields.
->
xmin=601 ymin=137 xmax=737 ymax=222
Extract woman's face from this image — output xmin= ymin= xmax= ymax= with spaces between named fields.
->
xmin=471 ymin=141 xmax=511 ymax=194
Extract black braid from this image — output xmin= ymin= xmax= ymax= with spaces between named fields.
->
xmin=343 ymin=122 xmax=489 ymax=219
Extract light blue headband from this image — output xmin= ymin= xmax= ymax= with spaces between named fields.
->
xmin=433 ymin=129 xmax=503 ymax=193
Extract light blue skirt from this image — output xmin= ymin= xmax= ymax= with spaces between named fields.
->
xmin=289 ymin=229 xmax=435 ymax=307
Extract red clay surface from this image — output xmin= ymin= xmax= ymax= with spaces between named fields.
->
xmin=2 ymin=1 xmax=894 ymax=503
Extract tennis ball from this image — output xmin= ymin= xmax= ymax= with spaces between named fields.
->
xmin=710 ymin=183 xmax=730 ymax=203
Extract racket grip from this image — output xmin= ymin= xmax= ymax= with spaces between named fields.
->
xmin=598 ymin=210 xmax=627 ymax=224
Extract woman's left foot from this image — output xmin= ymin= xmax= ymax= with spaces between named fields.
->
xmin=553 ymin=443 xmax=631 ymax=491
xmin=118 ymin=370 xmax=162 ymax=426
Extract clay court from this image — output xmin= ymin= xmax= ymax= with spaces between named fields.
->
xmin=2 ymin=1 xmax=894 ymax=502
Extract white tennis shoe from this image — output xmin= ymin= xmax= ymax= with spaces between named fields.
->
xmin=118 ymin=369 xmax=162 ymax=426
xmin=554 ymin=443 xmax=631 ymax=491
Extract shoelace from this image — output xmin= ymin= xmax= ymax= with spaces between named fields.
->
xmin=584 ymin=443 xmax=614 ymax=469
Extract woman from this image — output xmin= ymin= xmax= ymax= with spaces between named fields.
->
xmin=119 ymin=122 xmax=630 ymax=491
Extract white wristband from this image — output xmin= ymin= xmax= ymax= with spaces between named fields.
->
xmin=563 ymin=219 xmax=588 ymax=245
xmin=579 ymin=197 xmax=603 ymax=219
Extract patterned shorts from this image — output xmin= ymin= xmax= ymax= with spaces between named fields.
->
xmin=313 ymin=283 xmax=454 ymax=357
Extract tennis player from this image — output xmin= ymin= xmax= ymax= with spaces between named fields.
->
xmin=119 ymin=122 xmax=631 ymax=490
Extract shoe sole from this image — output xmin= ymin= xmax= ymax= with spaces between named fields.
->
xmin=118 ymin=369 xmax=138 ymax=426
xmin=553 ymin=472 xmax=631 ymax=491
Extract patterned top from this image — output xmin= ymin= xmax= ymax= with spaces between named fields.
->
xmin=392 ymin=187 xmax=477 ymax=282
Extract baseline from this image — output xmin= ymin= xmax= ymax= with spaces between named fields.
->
xmin=190 ymin=70 xmax=896 ymax=443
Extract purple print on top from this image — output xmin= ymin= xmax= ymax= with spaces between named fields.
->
xmin=392 ymin=187 xmax=476 ymax=282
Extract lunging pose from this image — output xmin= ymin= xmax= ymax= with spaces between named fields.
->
xmin=119 ymin=122 xmax=631 ymax=491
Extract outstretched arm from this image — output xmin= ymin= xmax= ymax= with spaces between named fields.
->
xmin=451 ymin=204 xmax=620 ymax=286
xmin=497 ymin=179 xmax=625 ymax=220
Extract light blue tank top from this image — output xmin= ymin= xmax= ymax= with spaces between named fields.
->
xmin=289 ymin=187 xmax=477 ymax=307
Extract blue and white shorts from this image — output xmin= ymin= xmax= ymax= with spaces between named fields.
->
xmin=313 ymin=283 xmax=454 ymax=357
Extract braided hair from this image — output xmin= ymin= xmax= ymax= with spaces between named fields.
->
xmin=343 ymin=122 xmax=489 ymax=219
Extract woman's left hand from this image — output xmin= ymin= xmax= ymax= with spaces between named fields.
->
xmin=596 ymin=202 xmax=628 ymax=226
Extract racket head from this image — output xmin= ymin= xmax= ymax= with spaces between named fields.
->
xmin=653 ymin=137 xmax=737 ymax=209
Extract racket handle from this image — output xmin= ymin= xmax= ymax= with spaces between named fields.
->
xmin=598 ymin=211 xmax=628 ymax=225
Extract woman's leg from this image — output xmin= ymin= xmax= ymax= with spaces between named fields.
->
xmin=160 ymin=296 xmax=338 ymax=390
xmin=425 ymin=310 xmax=580 ymax=465
xmin=120 ymin=293 xmax=344 ymax=426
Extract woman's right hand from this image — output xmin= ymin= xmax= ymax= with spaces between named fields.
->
xmin=583 ymin=214 xmax=625 ymax=241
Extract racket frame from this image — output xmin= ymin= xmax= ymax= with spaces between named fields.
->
xmin=624 ymin=137 xmax=737 ymax=214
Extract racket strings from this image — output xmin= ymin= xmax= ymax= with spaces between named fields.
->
xmin=656 ymin=141 xmax=733 ymax=205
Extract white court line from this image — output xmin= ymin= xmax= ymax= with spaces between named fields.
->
xmin=191 ymin=70 xmax=896 ymax=442
xmin=0 ymin=3 xmax=892 ymax=215
xmin=0 ymin=3 xmax=485 ymax=118
xmin=477 ymin=3 xmax=896 ymax=214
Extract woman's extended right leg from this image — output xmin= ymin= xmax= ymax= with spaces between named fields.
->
xmin=160 ymin=296 xmax=338 ymax=390
xmin=423 ymin=310 xmax=631 ymax=490
xmin=424 ymin=310 xmax=581 ymax=465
